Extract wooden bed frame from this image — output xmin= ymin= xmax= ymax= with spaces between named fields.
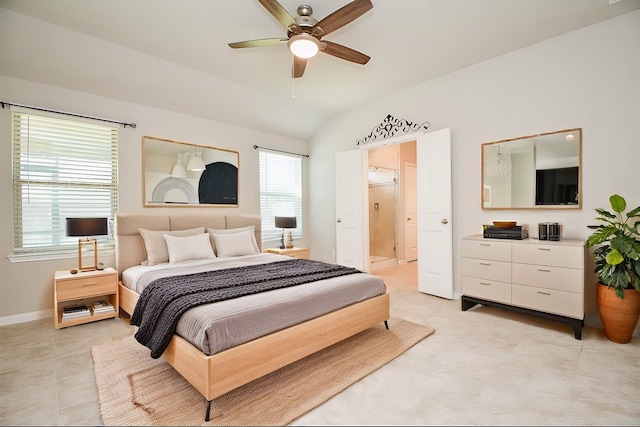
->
xmin=115 ymin=212 xmax=390 ymax=420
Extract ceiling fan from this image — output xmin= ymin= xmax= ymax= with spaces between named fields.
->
xmin=228 ymin=0 xmax=373 ymax=78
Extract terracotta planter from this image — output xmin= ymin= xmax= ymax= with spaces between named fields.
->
xmin=597 ymin=283 xmax=640 ymax=344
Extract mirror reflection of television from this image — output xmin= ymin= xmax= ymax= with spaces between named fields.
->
xmin=536 ymin=167 xmax=579 ymax=205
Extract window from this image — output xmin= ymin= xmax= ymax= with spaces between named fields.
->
xmin=258 ymin=150 xmax=302 ymax=242
xmin=11 ymin=110 xmax=118 ymax=257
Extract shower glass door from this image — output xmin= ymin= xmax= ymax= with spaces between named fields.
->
xmin=368 ymin=166 xmax=397 ymax=265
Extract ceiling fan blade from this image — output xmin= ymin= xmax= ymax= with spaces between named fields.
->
xmin=321 ymin=41 xmax=370 ymax=65
xmin=313 ymin=0 xmax=373 ymax=37
xmin=258 ymin=0 xmax=297 ymax=31
xmin=292 ymin=56 xmax=307 ymax=78
xmin=228 ymin=38 xmax=288 ymax=49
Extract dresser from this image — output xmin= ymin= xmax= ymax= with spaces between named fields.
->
xmin=461 ymin=235 xmax=585 ymax=339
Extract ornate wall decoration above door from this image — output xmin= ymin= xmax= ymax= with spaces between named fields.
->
xmin=356 ymin=114 xmax=430 ymax=145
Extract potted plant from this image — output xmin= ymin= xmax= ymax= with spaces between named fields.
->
xmin=586 ymin=194 xmax=640 ymax=343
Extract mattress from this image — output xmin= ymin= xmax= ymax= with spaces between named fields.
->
xmin=122 ymin=253 xmax=387 ymax=356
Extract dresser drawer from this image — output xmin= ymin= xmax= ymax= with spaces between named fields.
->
xmin=512 ymin=263 xmax=583 ymax=293
xmin=512 ymin=284 xmax=584 ymax=319
xmin=461 ymin=239 xmax=511 ymax=262
xmin=462 ymin=257 xmax=511 ymax=282
xmin=56 ymin=273 xmax=117 ymax=301
xmin=512 ymin=243 xmax=583 ymax=268
xmin=462 ymin=276 xmax=511 ymax=304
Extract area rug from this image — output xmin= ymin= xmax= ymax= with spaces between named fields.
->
xmin=92 ymin=317 xmax=435 ymax=426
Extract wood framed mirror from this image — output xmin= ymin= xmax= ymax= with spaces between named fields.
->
xmin=143 ymin=136 xmax=239 ymax=207
xmin=482 ymin=128 xmax=582 ymax=210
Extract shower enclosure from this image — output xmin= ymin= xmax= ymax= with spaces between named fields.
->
xmin=368 ymin=166 xmax=397 ymax=267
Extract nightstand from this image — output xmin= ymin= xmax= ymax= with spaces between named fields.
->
xmin=263 ymin=247 xmax=310 ymax=259
xmin=54 ymin=268 xmax=119 ymax=329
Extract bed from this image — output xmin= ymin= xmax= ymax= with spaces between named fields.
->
xmin=115 ymin=212 xmax=390 ymax=420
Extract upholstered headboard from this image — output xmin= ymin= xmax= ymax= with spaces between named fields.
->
xmin=114 ymin=212 xmax=262 ymax=275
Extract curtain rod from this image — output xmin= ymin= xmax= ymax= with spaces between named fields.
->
xmin=253 ymin=144 xmax=309 ymax=158
xmin=1 ymin=101 xmax=137 ymax=128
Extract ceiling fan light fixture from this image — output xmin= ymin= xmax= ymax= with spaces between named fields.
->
xmin=288 ymin=33 xmax=320 ymax=59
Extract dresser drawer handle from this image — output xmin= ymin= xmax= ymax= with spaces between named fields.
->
xmin=537 ymin=291 xmax=551 ymax=295
xmin=537 ymin=269 xmax=551 ymax=273
xmin=83 ymin=283 xmax=98 ymax=287
xmin=479 ymin=262 xmax=491 ymax=266
xmin=479 ymin=282 xmax=491 ymax=286
xmin=479 ymin=243 xmax=491 ymax=246
xmin=537 ymin=248 xmax=551 ymax=251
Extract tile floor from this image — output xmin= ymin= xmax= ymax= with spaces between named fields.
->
xmin=1 ymin=262 xmax=639 ymax=425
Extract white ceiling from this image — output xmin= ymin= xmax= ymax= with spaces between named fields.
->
xmin=1 ymin=0 xmax=638 ymax=141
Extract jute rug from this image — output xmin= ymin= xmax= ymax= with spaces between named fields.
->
xmin=92 ymin=317 xmax=435 ymax=426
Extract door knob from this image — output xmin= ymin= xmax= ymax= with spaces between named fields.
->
xmin=441 ymin=219 xmax=448 ymax=224
xmin=337 ymin=218 xmax=342 ymax=223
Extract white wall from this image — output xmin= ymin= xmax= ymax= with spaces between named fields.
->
xmin=307 ymin=11 xmax=640 ymax=333
xmin=0 ymin=77 xmax=308 ymax=323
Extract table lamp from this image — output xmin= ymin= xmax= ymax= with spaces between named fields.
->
xmin=66 ymin=217 xmax=108 ymax=272
xmin=274 ymin=216 xmax=297 ymax=249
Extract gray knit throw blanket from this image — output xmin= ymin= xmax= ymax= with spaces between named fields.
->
xmin=131 ymin=258 xmax=361 ymax=358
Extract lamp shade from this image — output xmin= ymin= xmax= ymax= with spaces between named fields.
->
xmin=275 ymin=216 xmax=297 ymax=229
xmin=288 ymin=34 xmax=320 ymax=59
xmin=66 ymin=217 xmax=108 ymax=237
xmin=187 ymin=153 xmax=205 ymax=172
xmin=171 ymin=154 xmax=187 ymax=177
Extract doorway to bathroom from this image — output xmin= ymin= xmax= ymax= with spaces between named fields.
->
xmin=366 ymin=141 xmax=417 ymax=272
xmin=368 ymin=165 xmax=397 ymax=269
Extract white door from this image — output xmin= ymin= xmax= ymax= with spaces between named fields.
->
xmin=417 ymin=128 xmax=453 ymax=298
xmin=335 ymin=150 xmax=367 ymax=271
xmin=404 ymin=163 xmax=418 ymax=262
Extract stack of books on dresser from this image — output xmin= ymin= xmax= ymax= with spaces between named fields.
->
xmin=91 ymin=300 xmax=115 ymax=314
xmin=62 ymin=305 xmax=90 ymax=321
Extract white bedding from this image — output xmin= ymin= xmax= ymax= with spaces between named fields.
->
xmin=123 ymin=253 xmax=387 ymax=356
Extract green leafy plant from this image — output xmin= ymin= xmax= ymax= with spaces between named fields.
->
xmin=586 ymin=194 xmax=640 ymax=298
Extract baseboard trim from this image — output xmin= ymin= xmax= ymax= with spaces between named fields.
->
xmin=0 ymin=309 xmax=53 ymax=326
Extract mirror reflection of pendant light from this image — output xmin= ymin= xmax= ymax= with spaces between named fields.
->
xmin=171 ymin=153 xmax=187 ymax=177
xmin=486 ymin=145 xmax=512 ymax=179
xmin=187 ymin=149 xmax=205 ymax=172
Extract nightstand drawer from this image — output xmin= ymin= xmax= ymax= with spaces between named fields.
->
xmin=263 ymin=247 xmax=310 ymax=259
xmin=56 ymin=274 xmax=117 ymax=301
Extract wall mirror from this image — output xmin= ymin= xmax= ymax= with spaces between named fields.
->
xmin=482 ymin=128 xmax=581 ymax=210
xmin=143 ymin=136 xmax=239 ymax=207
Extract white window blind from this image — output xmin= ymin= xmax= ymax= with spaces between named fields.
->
xmin=258 ymin=150 xmax=302 ymax=240
xmin=11 ymin=110 xmax=118 ymax=254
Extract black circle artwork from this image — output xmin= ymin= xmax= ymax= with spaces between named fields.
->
xmin=198 ymin=162 xmax=238 ymax=205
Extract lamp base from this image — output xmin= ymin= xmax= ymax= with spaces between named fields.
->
xmin=280 ymin=230 xmax=285 ymax=250
xmin=78 ymin=238 xmax=98 ymax=272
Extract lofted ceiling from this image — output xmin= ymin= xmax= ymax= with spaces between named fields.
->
xmin=0 ymin=0 xmax=638 ymax=141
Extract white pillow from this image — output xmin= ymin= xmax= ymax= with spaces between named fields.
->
xmin=138 ymin=227 xmax=205 ymax=266
xmin=211 ymin=230 xmax=259 ymax=257
xmin=207 ymin=225 xmax=260 ymax=255
xmin=163 ymin=233 xmax=216 ymax=264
